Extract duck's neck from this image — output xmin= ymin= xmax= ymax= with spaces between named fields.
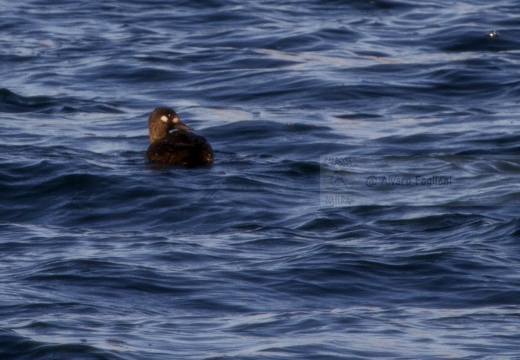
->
xmin=149 ymin=124 xmax=169 ymax=143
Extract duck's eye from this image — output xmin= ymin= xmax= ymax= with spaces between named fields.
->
xmin=160 ymin=115 xmax=169 ymax=122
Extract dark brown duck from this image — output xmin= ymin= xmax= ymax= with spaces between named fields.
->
xmin=145 ymin=107 xmax=213 ymax=166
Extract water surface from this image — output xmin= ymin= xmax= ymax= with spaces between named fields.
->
xmin=1 ymin=1 xmax=520 ymax=359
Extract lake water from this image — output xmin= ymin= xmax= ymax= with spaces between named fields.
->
xmin=2 ymin=1 xmax=520 ymax=359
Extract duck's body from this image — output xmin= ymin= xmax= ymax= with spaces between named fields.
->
xmin=145 ymin=107 xmax=213 ymax=166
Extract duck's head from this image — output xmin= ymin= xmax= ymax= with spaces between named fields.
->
xmin=148 ymin=107 xmax=191 ymax=142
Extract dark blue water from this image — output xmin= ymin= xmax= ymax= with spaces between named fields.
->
xmin=2 ymin=1 xmax=520 ymax=359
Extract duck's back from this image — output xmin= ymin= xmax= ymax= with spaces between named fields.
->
xmin=146 ymin=131 xmax=213 ymax=166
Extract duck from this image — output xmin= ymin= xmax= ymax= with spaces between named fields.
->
xmin=145 ymin=107 xmax=213 ymax=166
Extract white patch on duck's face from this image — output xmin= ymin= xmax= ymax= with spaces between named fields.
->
xmin=160 ymin=113 xmax=179 ymax=124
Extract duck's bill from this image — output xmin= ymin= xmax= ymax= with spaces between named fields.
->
xmin=175 ymin=122 xmax=192 ymax=131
